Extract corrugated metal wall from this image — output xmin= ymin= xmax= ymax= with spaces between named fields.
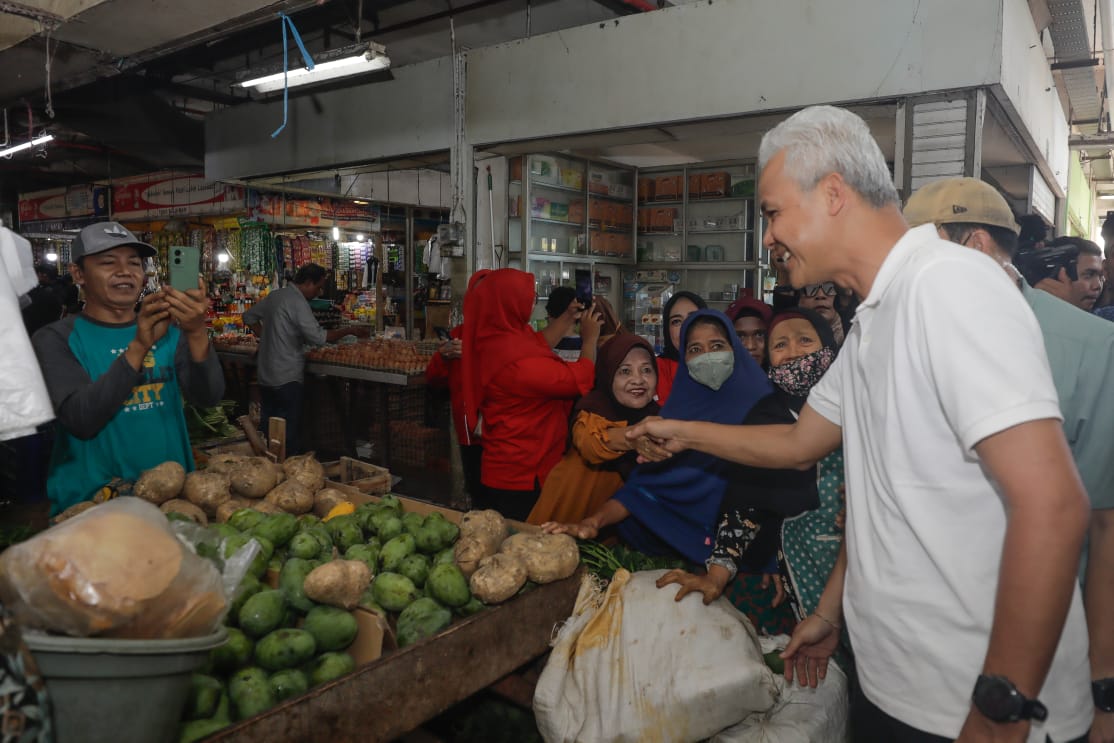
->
xmin=909 ymin=99 xmax=970 ymax=192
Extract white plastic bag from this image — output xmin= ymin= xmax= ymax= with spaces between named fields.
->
xmin=712 ymin=635 xmax=849 ymax=743
xmin=534 ymin=569 xmax=778 ymax=743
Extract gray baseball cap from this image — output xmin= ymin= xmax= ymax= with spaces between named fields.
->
xmin=72 ymin=221 xmax=157 ymax=261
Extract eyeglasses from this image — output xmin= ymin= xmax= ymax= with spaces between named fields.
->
xmin=801 ymin=282 xmax=837 ymax=298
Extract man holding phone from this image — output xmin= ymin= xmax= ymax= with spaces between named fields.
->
xmin=31 ymin=221 xmax=224 ymax=515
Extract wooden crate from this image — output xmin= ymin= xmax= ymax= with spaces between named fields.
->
xmin=322 ymin=457 xmax=392 ymax=494
xmin=209 ymin=487 xmax=565 ymax=743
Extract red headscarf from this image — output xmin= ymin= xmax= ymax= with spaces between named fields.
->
xmin=460 ymin=268 xmax=552 ymax=439
xmin=726 ymin=296 xmax=774 ymax=326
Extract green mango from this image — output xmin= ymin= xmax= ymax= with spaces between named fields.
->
xmin=397 ymin=553 xmax=431 ymax=588
xmin=367 ymin=508 xmax=396 ymax=535
xmin=183 ymin=673 xmax=223 ymax=720
xmin=252 ymin=512 xmax=298 ymax=548
xmin=303 ymin=606 xmax=359 ymax=652
xmin=296 ymin=514 xmax=321 ymax=529
xmin=401 ymin=511 xmax=425 ymax=537
xmin=431 ymin=517 xmax=460 ymax=547
xmin=378 ymin=493 xmax=402 ymax=512
xmin=303 ymin=524 xmax=333 ymax=556
xmin=213 ymin=690 xmax=231 ymax=722
xmin=334 ymin=522 xmax=364 ymax=552
xmin=228 ymin=508 xmax=266 ymax=532
xmin=763 ymin=650 xmax=786 ymax=675
xmin=179 ymin=718 xmax=230 ymax=743
xmin=228 ymin=667 xmax=275 ymax=720
xmin=371 ymin=572 xmax=421 ymax=612
xmin=228 ymin=575 xmax=263 ymax=624
xmin=305 ymin=652 xmax=356 ymax=686
xmin=238 ymin=589 xmax=286 ymax=638
xmin=254 ymin=628 xmax=317 ymax=672
xmin=426 ymin=563 xmax=471 ymax=608
xmin=396 ymin=597 xmax=452 ymax=648
xmin=412 ymin=524 xmax=444 ymax=554
xmin=221 ymin=533 xmax=251 ymax=560
xmin=379 ymin=534 xmax=416 ymax=573
xmin=246 ymin=536 xmax=274 ymax=580
xmin=278 ymin=558 xmax=316 ymax=613
xmin=344 ymin=543 xmax=380 ymax=572
xmin=454 ymin=596 xmax=486 ymax=617
xmin=355 ymin=504 xmax=384 ymax=534
xmin=268 ymin=668 xmax=309 ymax=703
xmin=212 ymin=522 xmax=241 ymax=541
xmin=209 ymin=627 xmax=254 ymax=674
xmin=357 ymin=587 xmax=387 ymax=617
xmin=287 ymin=532 xmax=321 ymax=560
xmin=433 ymin=547 xmax=455 ymax=566
xmin=376 ymin=515 xmax=403 ymax=542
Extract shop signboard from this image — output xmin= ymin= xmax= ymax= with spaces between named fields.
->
xmin=111 ymin=172 xmax=245 ymax=219
xmin=246 ymin=189 xmax=380 ymax=230
xmin=18 ymin=184 xmax=99 ymax=223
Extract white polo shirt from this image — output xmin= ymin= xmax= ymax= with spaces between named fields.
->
xmin=808 ymin=224 xmax=1091 ymax=741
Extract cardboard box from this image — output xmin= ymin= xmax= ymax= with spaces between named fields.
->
xmin=589 ymin=199 xmax=607 ymax=225
xmin=654 ymin=175 xmax=683 ymax=200
xmin=509 ymin=157 xmax=523 ymax=182
xmin=530 ymin=156 xmax=559 ymax=184
xmin=638 ymin=207 xmax=650 ymax=231
xmin=638 ymin=178 xmax=655 ymax=203
xmin=568 ymin=199 xmax=585 ymax=224
xmin=560 ymin=167 xmax=584 ymax=190
xmin=702 ymin=171 xmax=731 ymax=198
xmin=588 ymin=170 xmax=609 ymax=195
xmin=688 ymin=173 xmax=703 ymax=199
xmin=650 ymin=207 xmax=678 ymax=231
xmin=608 ymin=183 xmax=633 ymax=200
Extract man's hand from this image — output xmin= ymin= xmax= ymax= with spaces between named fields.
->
xmin=1091 ymin=710 xmax=1114 ymax=743
xmin=954 ymin=708 xmax=1028 ymax=743
xmin=163 ymin=277 xmax=210 ymax=336
xmin=540 ymin=520 xmax=598 ymax=539
xmin=780 ymin=614 xmax=840 ymax=687
xmin=439 ymin=338 xmax=463 ymax=360
xmin=625 ymin=416 xmax=688 ymax=460
xmin=656 ymin=568 xmax=729 ymax=605
xmin=1034 ymin=268 xmax=1075 ymax=304
xmin=135 ymin=291 xmax=171 ymax=350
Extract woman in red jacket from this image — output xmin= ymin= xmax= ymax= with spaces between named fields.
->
xmin=461 ymin=268 xmax=601 ymax=520
xmin=424 ymin=270 xmax=491 ymax=497
xmin=656 ymin=290 xmax=706 ymax=404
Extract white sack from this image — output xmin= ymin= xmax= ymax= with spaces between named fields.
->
xmin=534 ymin=569 xmax=778 ymax=743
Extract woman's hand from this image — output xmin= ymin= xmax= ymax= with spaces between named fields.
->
xmin=625 ymin=417 xmax=687 ymax=461
xmin=578 ymin=301 xmax=602 ymax=346
xmin=541 ymin=520 xmax=599 ymax=540
xmin=656 ymin=568 xmax=728 ymax=605
xmin=760 ymin=573 xmax=786 ymax=607
xmin=439 ymin=338 xmax=463 ymax=360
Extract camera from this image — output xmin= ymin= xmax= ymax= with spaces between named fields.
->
xmin=1013 ymin=242 xmax=1080 ymax=285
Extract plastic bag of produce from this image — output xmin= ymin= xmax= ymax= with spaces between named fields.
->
xmin=533 ymin=569 xmax=778 ymax=743
xmin=710 ymin=635 xmax=848 ymax=743
xmin=0 ymin=497 xmax=248 ymax=639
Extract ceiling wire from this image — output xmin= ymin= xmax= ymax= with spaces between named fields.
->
xmin=44 ymin=27 xmax=57 ymax=119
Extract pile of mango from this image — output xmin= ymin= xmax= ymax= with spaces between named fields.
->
xmin=176 ymin=494 xmax=479 ymax=743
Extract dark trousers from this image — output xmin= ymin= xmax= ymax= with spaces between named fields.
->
xmin=474 ymin=479 xmax=539 ymax=522
xmin=851 ymin=682 xmax=1087 ymax=743
xmin=260 ymin=382 xmax=304 ymax=456
xmin=460 ymin=444 xmax=483 ymax=499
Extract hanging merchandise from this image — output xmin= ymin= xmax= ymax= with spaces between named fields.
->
xmin=240 ymin=222 xmax=274 ymax=276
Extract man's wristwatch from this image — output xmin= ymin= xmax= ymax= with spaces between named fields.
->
xmin=1094 ymin=678 xmax=1114 ymax=712
xmin=972 ymin=675 xmax=1048 ymax=723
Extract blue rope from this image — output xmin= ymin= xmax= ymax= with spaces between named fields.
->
xmin=271 ymin=13 xmax=316 ymax=138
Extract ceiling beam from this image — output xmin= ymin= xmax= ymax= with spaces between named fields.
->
xmin=1070 ymin=132 xmax=1114 ymax=148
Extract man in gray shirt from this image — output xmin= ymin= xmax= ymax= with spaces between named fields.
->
xmin=244 ymin=263 xmax=368 ymax=454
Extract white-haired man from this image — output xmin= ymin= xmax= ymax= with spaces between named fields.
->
xmin=628 ymin=106 xmax=1091 ymax=743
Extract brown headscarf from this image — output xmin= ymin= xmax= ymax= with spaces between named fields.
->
xmin=574 ymin=334 xmax=660 ymax=423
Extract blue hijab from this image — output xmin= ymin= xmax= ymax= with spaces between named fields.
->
xmin=614 ymin=309 xmax=773 ymax=563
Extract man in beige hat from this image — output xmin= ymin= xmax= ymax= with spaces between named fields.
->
xmin=905 ymin=177 xmax=1114 ymax=742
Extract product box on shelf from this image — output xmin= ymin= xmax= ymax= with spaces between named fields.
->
xmin=561 ymin=167 xmax=584 ymax=190
xmin=638 ymin=178 xmax=655 ymax=203
xmin=688 ymin=173 xmax=703 ymax=199
xmin=548 ymin=201 xmax=570 ymax=221
xmin=701 ymin=172 xmax=732 ymax=198
xmin=650 ymin=207 xmax=679 ymax=231
xmin=530 ymin=156 xmax=560 ymax=184
xmin=654 ymin=176 xmax=683 ymax=201
xmin=588 ymin=170 xmax=610 ymax=195
xmin=509 ymin=195 xmax=522 ymax=218
xmin=638 ymin=208 xmax=650 ymax=231
xmin=589 ymin=200 xmax=607 ymax=226
xmin=568 ymin=199 xmax=585 ymax=224
xmin=608 ymin=183 xmax=633 ymax=200
xmin=510 ymin=157 xmax=523 ymax=182
xmin=732 ymin=179 xmax=756 ymax=198
xmin=619 ymin=204 xmax=634 ymax=228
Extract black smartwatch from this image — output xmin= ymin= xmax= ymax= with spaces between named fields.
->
xmin=1094 ymin=678 xmax=1114 ymax=712
xmin=972 ymin=675 xmax=1048 ymax=723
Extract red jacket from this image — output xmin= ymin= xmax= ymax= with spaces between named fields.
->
xmin=480 ymin=336 xmax=595 ymax=490
xmin=656 ymin=356 xmax=679 ymax=405
xmin=424 ymin=326 xmax=469 ymax=446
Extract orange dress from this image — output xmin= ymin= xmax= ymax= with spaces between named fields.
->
xmin=526 ymin=411 xmax=630 ymax=525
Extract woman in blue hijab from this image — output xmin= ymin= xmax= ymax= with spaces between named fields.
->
xmin=541 ymin=309 xmax=772 ymax=564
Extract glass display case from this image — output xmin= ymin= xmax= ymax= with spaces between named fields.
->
xmin=623 ymin=271 xmax=674 ymax=355
xmin=635 ymin=161 xmax=766 ymax=313
xmin=509 ymin=154 xmax=635 ymax=323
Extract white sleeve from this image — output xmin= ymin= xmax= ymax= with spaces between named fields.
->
xmin=915 ymin=255 xmax=1061 ymax=451
xmin=806 ymin=346 xmax=845 ymax=426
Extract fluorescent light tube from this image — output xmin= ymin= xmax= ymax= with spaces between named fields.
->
xmin=240 ymin=51 xmax=390 ymax=93
xmin=0 ymin=134 xmax=53 ymax=158
xmin=332 ymin=226 xmax=341 ymax=240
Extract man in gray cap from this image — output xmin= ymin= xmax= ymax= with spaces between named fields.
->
xmin=905 ymin=178 xmax=1114 ymax=742
xmin=31 ymin=221 xmax=223 ymax=515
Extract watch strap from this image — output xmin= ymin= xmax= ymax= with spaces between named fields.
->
xmin=1020 ymin=697 xmax=1048 ymax=722
xmin=1094 ymin=678 xmax=1114 ymax=712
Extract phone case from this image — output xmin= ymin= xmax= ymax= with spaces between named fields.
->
xmin=168 ymin=246 xmax=200 ymax=292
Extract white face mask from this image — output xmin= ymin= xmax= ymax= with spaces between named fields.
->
xmin=686 ymin=350 xmax=735 ymax=391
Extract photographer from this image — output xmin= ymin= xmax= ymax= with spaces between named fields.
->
xmin=1016 ymin=236 xmax=1106 ymax=312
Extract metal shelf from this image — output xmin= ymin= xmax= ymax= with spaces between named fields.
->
xmin=528 ymin=181 xmax=584 ymax=195
xmin=633 ymin=262 xmax=760 ymax=269
xmin=589 ymin=191 xmax=635 ymax=203
xmin=687 ymin=229 xmax=749 ymax=235
xmin=531 ymin=216 xmax=583 ymax=227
